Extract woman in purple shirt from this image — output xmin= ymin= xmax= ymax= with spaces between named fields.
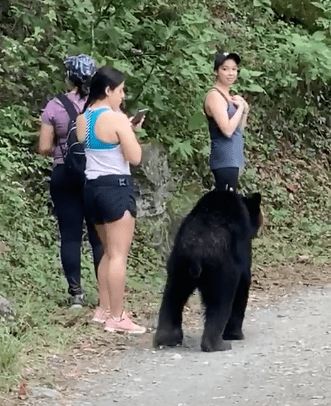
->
xmin=38 ymin=55 xmax=103 ymax=308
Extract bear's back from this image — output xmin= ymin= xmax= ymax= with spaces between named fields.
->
xmin=173 ymin=191 xmax=252 ymax=261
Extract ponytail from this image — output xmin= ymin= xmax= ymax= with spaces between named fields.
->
xmin=76 ymin=82 xmax=90 ymax=98
xmin=83 ymin=94 xmax=95 ymax=112
xmin=68 ymin=75 xmax=91 ymax=99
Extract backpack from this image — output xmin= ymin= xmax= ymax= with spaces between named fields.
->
xmin=56 ymin=93 xmax=86 ymax=180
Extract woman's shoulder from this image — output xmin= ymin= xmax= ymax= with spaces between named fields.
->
xmin=40 ymin=97 xmax=63 ymax=123
xmin=65 ymin=91 xmax=86 ymax=108
xmin=41 ymin=96 xmax=60 ymax=112
xmin=92 ymin=109 xmax=130 ymax=133
xmin=205 ymin=89 xmax=229 ymax=109
xmin=42 ymin=94 xmax=70 ymax=112
xmin=99 ymin=109 xmax=129 ymax=122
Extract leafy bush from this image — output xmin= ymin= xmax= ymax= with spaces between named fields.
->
xmin=0 ymin=0 xmax=330 ymax=391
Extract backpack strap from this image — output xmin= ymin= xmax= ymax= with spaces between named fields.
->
xmin=54 ymin=93 xmax=79 ymax=159
xmin=56 ymin=93 xmax=79 ymax=121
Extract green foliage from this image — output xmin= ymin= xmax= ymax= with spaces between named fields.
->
xmin=0 ymin=0 xmax=330 ymax=392
xmin=0 ymin=327 xmax=21 ymax=392
xmin=1 ymin=0 xmax=330 ymax=164
xmin=271 ymin=0 xmax=331 ymax=34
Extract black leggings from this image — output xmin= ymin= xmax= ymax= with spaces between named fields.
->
xmin=212 ymin=167 xmax=240 ymax=192
xmin=50 ymin=165 xmax=103 ymax=296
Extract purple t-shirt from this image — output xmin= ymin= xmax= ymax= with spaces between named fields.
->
xmin=41 ymin=91 xmax=86 ymax=166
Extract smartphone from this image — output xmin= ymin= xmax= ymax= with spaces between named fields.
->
xmin=131 ymin=108 xmax=149 ymax=125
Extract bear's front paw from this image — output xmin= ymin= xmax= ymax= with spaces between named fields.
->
xmin=201 ymin=336 xmax=232 ymax=352
xmin=153 ymin=328 xmax=183 ymax=348
xmin=223 ymin=330 xmax=245 ymax=341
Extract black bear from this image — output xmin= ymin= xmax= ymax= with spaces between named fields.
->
xmin=154 ymin=190 xmax=262 ymax=352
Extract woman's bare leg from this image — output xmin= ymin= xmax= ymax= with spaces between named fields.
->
xmin=94 ymin=224 xmax=111 ymax=311
xmin=103 ymin=211 xmax=135 ymax=317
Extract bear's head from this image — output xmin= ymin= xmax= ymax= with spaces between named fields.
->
xmin=243 ymin=193 xmax=263 ymax=238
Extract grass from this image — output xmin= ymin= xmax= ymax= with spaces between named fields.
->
xmin=0 ymin=259 xmax=163 ymax=393
xmin=0 ymin=328 xmax=21 ymax=392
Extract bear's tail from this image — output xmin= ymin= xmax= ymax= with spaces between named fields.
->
xmin=189 ymin=262 xmax=203 ymax=278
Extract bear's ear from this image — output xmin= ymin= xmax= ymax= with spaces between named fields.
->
xmin=243 ymin=193 xmax=263 ymax=236
xmin=251 ymin=192 xmax=261 ymax=207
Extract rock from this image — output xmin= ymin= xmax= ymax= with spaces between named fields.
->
xmin=131 ymin=141 xmax=174 ymax=255
xmin=31 ymin=386 xmax=61 ymax=400
xmin=298 ymin=254 xmax=311 ymax=263
xmin=166 ymin=181 xmax=204 ymax=243
xmin=172 ymin=353 xmax=183 ymax=360
xmin=0 ymin=295 xmax=15 ymax=319
xmin=0 ymin=240 xmax=9 ymax=255
xmin=132 ymin=143 xmax=205 ymax=256
xmin=133 ymin=141 xmax=172 ymax=218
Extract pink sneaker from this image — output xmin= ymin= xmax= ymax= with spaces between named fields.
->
xmin=104 ymin=311 xmax=146 ymax=334
xmin=92 ymin=307 xmax=109 ymax=324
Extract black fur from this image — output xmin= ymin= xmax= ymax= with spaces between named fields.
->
xmin=154 ymin=190 xmax=262 ymax=352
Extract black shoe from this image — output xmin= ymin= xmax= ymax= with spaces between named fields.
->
xmin=69 ymin=294 xmax=84 ymax=309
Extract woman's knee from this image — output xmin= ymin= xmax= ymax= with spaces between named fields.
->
xmin=103 ymin=252 xmax=128 ymax=269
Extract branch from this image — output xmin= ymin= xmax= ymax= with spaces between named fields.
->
xmin=131 ymin=35 xmax=176 ymax=104
xmin=131 ymin=63 xmax=157 ymax=105
xmin=94 ymin=1 xmax=115 ymax=29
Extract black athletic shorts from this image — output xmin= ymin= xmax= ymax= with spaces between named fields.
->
xmin=84 ymin=174 xmax=137 ymax=225
xmin=212 ymin=167 xmax=240 ymax=192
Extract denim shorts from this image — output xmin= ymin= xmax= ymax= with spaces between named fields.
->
xmin=84 ymin=175 xmax=137 ymax=225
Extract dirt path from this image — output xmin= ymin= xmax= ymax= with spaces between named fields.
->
xmin=20 ymin=284 xmax=331 ymax=406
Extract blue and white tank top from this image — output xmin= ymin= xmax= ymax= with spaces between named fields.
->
xmin=84 ymin=107 xmax=130 ymax=180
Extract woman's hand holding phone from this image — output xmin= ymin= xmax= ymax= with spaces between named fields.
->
xmin=130 ymin=108 xmax=148 ymax=129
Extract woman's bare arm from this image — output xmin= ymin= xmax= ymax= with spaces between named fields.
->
xmin=114 ymin=113 xmax=142 ymax=166
xmin=38 ymin=123 xmax=55 ymax=155
xmin=205 ymin=91 xmax=245 ymax=137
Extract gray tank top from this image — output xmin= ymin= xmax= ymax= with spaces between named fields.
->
xmin=205 ymin=89 xmax=245 ymax=170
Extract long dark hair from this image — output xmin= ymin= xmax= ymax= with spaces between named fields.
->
xmin=69 ymin=75 xmax=91 ymax=99
xmin=83 ymin=66 xmax=125 ymax=112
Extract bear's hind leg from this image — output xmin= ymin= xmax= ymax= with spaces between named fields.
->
xmin=223 ymin=269 xmax=251 ymax=341
xmin=154 ymin=268 xmax=196 ymax=348
xmin=199 ymin=264 xmax=239 ymax=352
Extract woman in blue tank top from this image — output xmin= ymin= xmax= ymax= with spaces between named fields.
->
xmin=76 ymin=67 xmax=146 ymax=334
xmin=204 ymin=51 xmax=250 ymax=191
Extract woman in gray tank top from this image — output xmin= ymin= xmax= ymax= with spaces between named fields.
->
xmin=204 ymin=51 xmax=250 ymax=191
